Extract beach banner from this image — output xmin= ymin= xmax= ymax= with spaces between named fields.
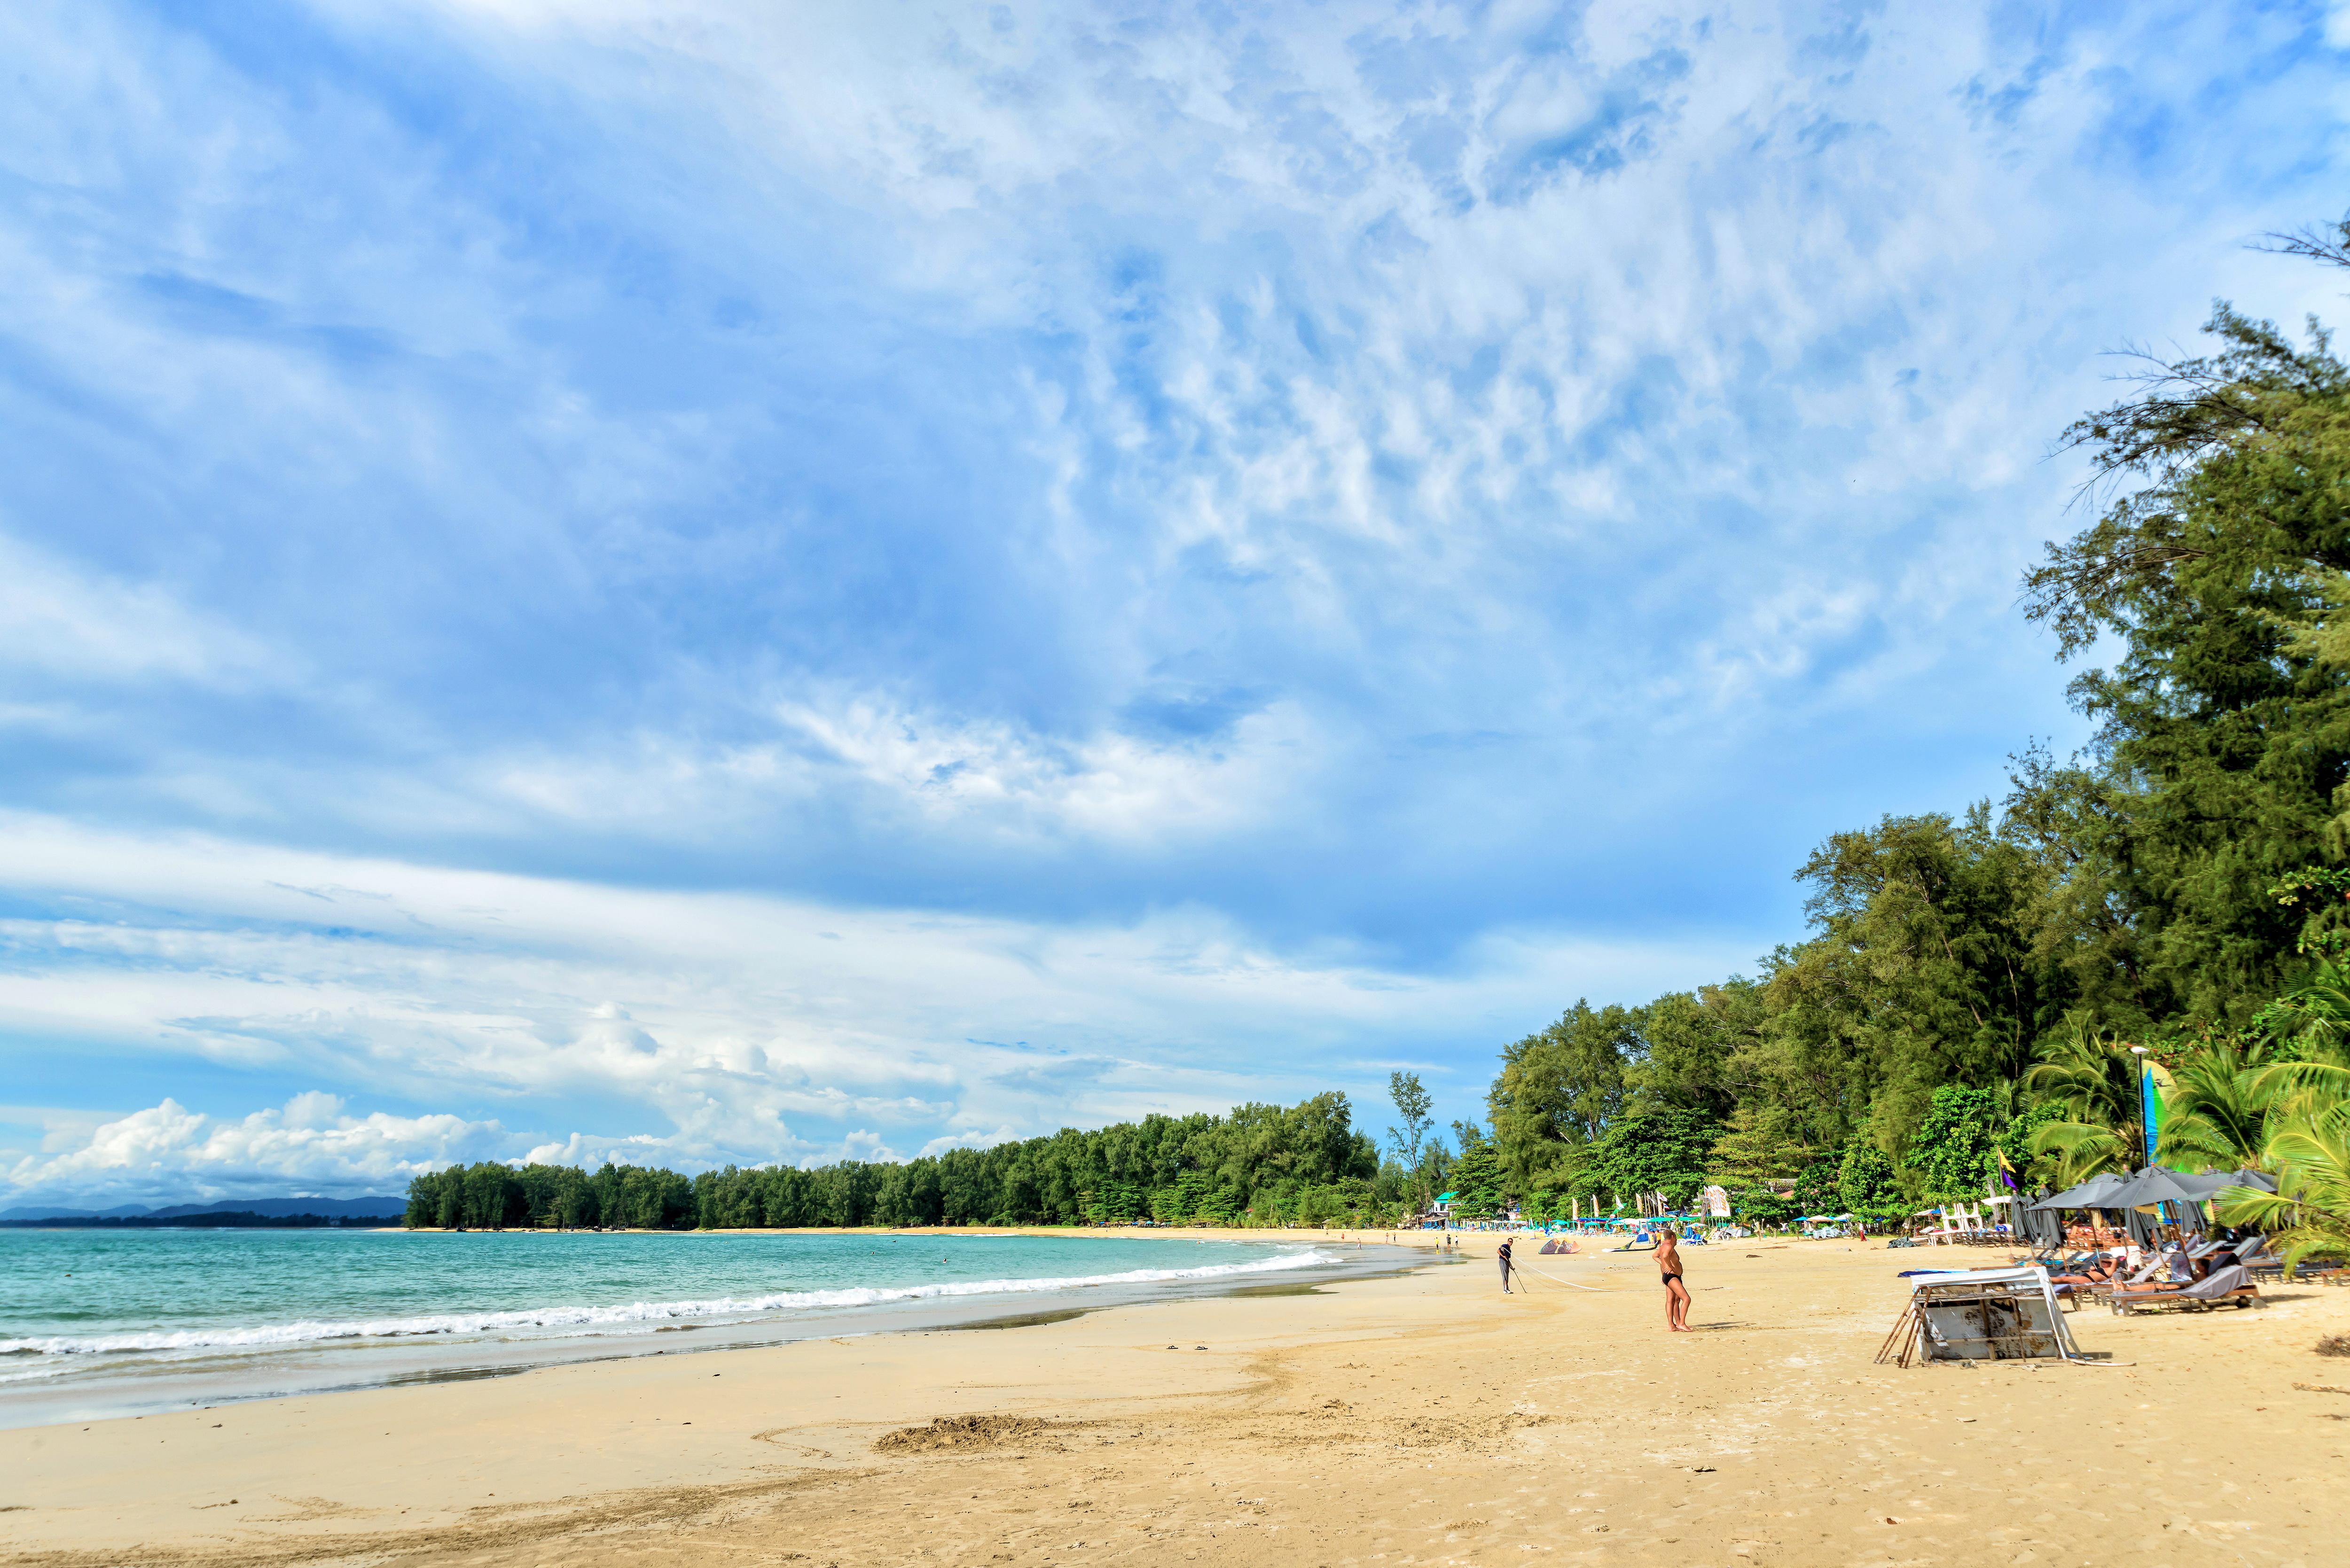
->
xmin=2144 ymin=1062 xmax=2174 ymax=1168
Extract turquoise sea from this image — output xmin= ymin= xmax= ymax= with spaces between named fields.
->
xmin=0 ymin=1228 xmax=1411 ymax=1427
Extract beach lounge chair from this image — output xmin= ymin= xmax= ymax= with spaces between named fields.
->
xmin=2075 ymin=1251 xmax=2190 ymax=1305
xmin=2109 ymin=1264 xmax=2259 ymax=1315
xmin=2187 ymin=1231 xmax=2264 ymax=1263
xmin=2230 ymin=1245 xmax=2348 ymax=1284
xmin=2033 ymin=1248 xmax=2097 ymax=1273
xmin=2034 ymin=1250 xmax=2110 ymax=1294
xmin=2046 ymin=1248 xmax=2129 ymax=1284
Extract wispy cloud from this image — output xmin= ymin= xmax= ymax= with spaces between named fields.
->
xmin=0 ymin=811 xmax=1758 ymax=1200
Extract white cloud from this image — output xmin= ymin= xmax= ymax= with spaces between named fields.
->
xmin=0 ymin=531 xmax=269 ymax=687
xmin=917 ymin=1125 xmax=1019 ymax=1159
xmin=5 ymin=1094 xmax=506 ymax=1205
xmin=480 ymin=688 xmax=1319 ymax=848
xmin=0 ymin=810 xmax=1762 ymax=1197
xmin=328 ymin=0 xmax=2319 ymax=778
xmin=5 ymin=0 xmax=2329 ymax=902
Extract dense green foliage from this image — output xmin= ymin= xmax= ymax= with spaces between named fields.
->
xmin=406 ymin=1093 xmax=1392 ymax=1230
xmin=1905 ymin=1086 xmax=2002 ymax=1201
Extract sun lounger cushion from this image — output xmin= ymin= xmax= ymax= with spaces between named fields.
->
xmin=2177 ymin=1264 xmax=2251 ymax=1298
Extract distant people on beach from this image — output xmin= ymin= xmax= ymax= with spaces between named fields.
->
xmin=1496 ymin=1237 xmax=1513 ymax=1293
xmin=1655 ymin=1225 xmax=1690 ymax=1332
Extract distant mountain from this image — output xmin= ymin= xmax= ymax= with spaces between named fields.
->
xmin=143 ymin=1197 xmax=409 ymax=1220
xmin=0 ymin=1195 xmax=407 ymax=1223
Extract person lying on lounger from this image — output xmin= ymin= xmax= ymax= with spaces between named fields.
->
xmin=2105 ymin=1245 xmax=2198 ymax=1295
xmin=2045 ymin=1249 xmax=2127 ymax=1286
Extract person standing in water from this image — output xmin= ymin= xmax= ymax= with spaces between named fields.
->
xmin=1655 ymin=1225 xmax=1690 ymax=1331
xmin=1496 ymin=1236 xmax=1514 ymax=1293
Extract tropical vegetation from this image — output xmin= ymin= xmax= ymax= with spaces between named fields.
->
xmin=406 ymin=1092 xmax=1396 ymax=1230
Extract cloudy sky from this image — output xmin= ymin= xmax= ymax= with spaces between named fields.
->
xmin=3 ymin=0 xmax=2346 ymax=1205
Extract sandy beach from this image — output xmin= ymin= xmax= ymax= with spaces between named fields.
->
xmin=4 ymin=1232 xmax=2346 ymax=1568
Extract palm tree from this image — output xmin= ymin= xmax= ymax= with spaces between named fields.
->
xmin=2024 ymin=1017 xmax=2143 ymax=1185
xmin=2025 ymin=1121 xmax=2129 ymax=1187
xmin=2211 ymin=965 xmax=2350 ymax=1270
xmin=2251 ymin=960 xmax=2350 ymax=1108
xmin=2159 ymin=1034 xmax=2278 ymax=1171
xmin=2215 ymin=1108 xmax=2350 ymax=1272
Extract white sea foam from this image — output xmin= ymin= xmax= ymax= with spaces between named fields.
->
xmin=0 ymin=1247 xmax=1332 ymax=1359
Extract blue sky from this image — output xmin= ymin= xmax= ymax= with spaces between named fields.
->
xmin=4 ymin=0 xmax=2348 ymax=1203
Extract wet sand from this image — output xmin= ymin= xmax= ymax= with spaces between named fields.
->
xmin=3 ymin=1231 xmax=2346 ymax=1567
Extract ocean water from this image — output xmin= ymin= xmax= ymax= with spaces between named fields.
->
xmin=0 ymin=1228 xmax=1412 ymax=1427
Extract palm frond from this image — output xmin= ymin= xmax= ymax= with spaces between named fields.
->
xmin=2023 ymin=1017 xmax=2140 ymax=1130
xmin=2158 ymin=1032 xmax=2278 ymax=1171
xmin=2216 ymin=1108 xmax=2350 ymax=1273
xmin=2027 ymin=1119 xmax=2129 ymax=1186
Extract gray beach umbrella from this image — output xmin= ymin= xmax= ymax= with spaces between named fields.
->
xmin=2165 ymin=1171 xmax=2237 ymax=1201
xmin=2032 ymin=1171 xmax=2127 ymax=1210
xmin=2201 ymin=1169 xmax=2279 ymax=1225
xmin=2103 ymin=1167 xmax=2206 ymax=1209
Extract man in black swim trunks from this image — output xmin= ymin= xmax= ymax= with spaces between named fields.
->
xmin=1655 ymin=1225 xmax=1690 ymax=1332
xmin=1497 ymin=1237 xmax=1514 ymax=1293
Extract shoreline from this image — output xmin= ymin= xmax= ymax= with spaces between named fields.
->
xmin=0 ymin=1230 xmax=1430 ymax=1432
xmin=5 ymin=1236 xmax=2346 ymax=1566
xmin=373 ymin=1224 xmax=1462 ymax=1240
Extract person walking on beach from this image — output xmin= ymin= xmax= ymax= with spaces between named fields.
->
xmin=1655 ymin=1225 xmax=1690 ymax=1332
xmin=1496 ymin=1237 xmax=1514 ymax=1293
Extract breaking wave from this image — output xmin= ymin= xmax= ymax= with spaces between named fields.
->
xmin=0 ymin=1246 xmax=1332 ymax=1359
